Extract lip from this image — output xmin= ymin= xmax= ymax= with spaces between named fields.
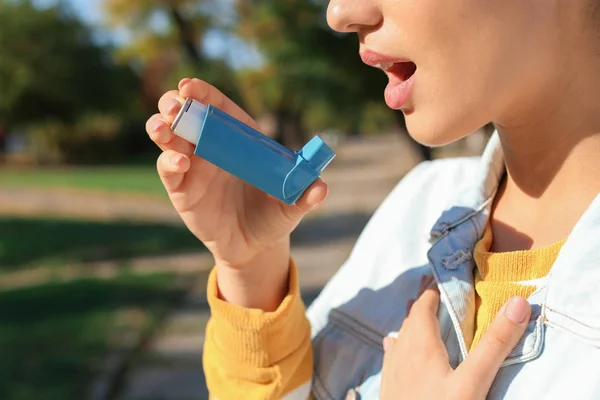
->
xmin=360 ymin=49 xmax=411 ymax=68
xmin=360 ymin=49 xmax=416 ymax=110
xmin=384 ymin=71 xmax=415 ymax=110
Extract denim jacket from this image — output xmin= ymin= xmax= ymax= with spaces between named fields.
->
xmin=306 ymin=133 xmax=600 ymax=399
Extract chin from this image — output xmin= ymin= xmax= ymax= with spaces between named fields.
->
xmin=404 ymin=109 xmax=481 ymax=148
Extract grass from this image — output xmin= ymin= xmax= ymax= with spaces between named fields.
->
xmin=0 ymin=167 xmax=207 ymax=399
xmin=0 ymin=166 xmax=167 ymax=197
xmin=0 ymin=272 xmax=184 ymax=400
xmin=0 ymin=216 xmax=206 ymax=271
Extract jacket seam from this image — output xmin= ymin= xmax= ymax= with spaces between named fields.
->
xmin=543 ymin=319 xmax=600 ymax=345
xmin=329 ymin=309 xmax=386 ymax=350
xmin=311 ymin=372 xmax=335 ymax=400
xmin=311 ymin=324 xmax=336 ymax=400
xmin=432 ymin=193 xmax=494 ymax=242
xmin=544 ymin=306 xmax=600 ymax=330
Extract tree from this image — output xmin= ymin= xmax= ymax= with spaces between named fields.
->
xmin=0 ymin=0 xmax=135 ymax=126
xmin=103 ymin=0 xmax=244 ymax=108
xmin=0 ymin=0 xmax=139 ymax=159
xmin=234 ymin=0 xmax=431 ymax=159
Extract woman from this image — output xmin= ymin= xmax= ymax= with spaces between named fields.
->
xmin=145 ymin=0 xmax=600 ymax=398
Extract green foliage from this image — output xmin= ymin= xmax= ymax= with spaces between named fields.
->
xmin=0 ymin=165 xmax=165 ymax=195
xmin=0 ymin=215 xmax=204 ymax=270
xmin=27 ymin=114 xmax=118 ymax=163
xmin=104 ymin=0 xmax=245 ymax=105
xmin=0 ymin=272 xmax=182 ymax=400
xmin=0 ymin=0 xmax=401 ymax=163
xmin=234 ymin=0 xmax=393 ymax=137
xmin=0 ymin=0 xmax=143 ymax=163
xmin=0 ymin=1 xmax=139 ymax=128
xmin=361 ymin=102 xmax=397 ymax=135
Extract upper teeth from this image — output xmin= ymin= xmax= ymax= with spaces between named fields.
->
xmin=375 ymin=62 xmax=394 ymax=70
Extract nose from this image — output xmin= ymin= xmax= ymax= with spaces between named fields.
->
xmin=327 ymin=0 xmax=382 ymax=33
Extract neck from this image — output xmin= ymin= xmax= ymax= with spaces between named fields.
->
xmin=496 ymin=57 xmax=600 ymax=202
xmin=489 ymin=49 xmax=600 ymax=250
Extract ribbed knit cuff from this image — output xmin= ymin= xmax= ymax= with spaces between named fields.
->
xmin=206 ymin=259 xmax=309 ymax=366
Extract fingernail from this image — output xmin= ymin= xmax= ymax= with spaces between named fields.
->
xmin=166 ymin=98 xmax=182 ymax=115
xmin=171 ymin=155 xmax=183 ymax=166
xmin=178 ymin=78 xmax=191 ymax=90
xmin=504 ymin=297 xmax=529 ymax=324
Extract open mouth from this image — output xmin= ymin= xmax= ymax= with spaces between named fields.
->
xmin=360 ymin=50 xmax=418 ymax=109
xmin=378 ymin=62 xmax=417 ymax=81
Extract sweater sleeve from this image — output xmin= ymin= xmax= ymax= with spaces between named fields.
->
xmin=203 ymin=259 xmax=313 ymax=400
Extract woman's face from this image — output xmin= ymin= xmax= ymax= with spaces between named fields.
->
xmin=327 ymin=0 xmax=591 ymax=146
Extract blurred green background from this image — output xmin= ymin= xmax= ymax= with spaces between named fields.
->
xmin=0 ymin=1 xmax=491 ymax=399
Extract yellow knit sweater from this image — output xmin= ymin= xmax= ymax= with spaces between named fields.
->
xmin=203 ymin=259 xmax=313 ymax=399
xmin=203 ymin=228 xmax=564 ymax=398
xmin=471 ymin=224 xmax=564 ymax=350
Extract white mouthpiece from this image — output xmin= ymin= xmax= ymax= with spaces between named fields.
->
xmin=171 ymin=98 xmax=208 ymax=145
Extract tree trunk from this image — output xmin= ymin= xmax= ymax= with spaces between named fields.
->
xmin=273 ymin=105 xmax=307 ymax=150
xmin=393 ymin=110 xmax=431 ymax=161
xmin=288 ymin=110 xmax=307 ymax=149
xmin=168 ymin=5 xmax=203 ymax=69
xmin=273 ymin=107 xmax=287 ymax=145
xmin=167 ymin=5 xmax=248 ymax=110
xmin=0 ymin=125 xmax=6 ymax=157
xmin=347 ymin=112 xmax=361 ymax=138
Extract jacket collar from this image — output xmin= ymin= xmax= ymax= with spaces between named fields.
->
xmin=428 ymin=130 xmax=600 ymax=360
xmin=543 ymin=195 xmax=600 ymax=347
xmin=429 ymin=132 xmax=505 ymax=242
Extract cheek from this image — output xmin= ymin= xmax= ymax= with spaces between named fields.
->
xmin=401 ymin=9 xmax=526 ymax=145
xmin=389 ymin=4 xmax=493 ymax=143
xmin=387 ymin=0 xmax=541 ymax=145
xmin=405 ymin=65 xmax=494 ymax=146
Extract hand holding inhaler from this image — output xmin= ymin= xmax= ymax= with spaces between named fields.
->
xmin=146 ymin=79 xmax=333 ymax=311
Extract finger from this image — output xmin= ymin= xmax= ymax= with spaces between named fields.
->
xmin=399 ymin=282 xmax=448 ymax=369
xmin=278 ymin=179 xmax=329 ymax=223
xmin=407 ymin=282 xmax=443 ymax=344
xmin=146 ymin=114 xmax=195 ymax=156
xmin=157 ymin=150 xmax=191 ymax=193
xmin=179 ymin=79 xmax=260 ymax=130
xmin=412 ymin=281 xmax=440 ymax=317
xmin=456 ymin=297 xmax=530 ymax=396
xmin=178 ymin=78 xmax=191 ymax=89
xmin=383 ymin=336 xmax=395 ymax=353
xmin=406 ymin=298 xmax=415 ymax=315
xmin=294 ymin=179 xmax=329 ymax=212
xmin=158 ymin=90 xmax=186 ymax=122
xmin=418 ymin=275 xmax=434 ymax=296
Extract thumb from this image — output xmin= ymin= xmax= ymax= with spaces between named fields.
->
xmin=456 ymin=297 xmax=531 ymax=396
xmin=281 ymin=179 xmax=329 ymax=220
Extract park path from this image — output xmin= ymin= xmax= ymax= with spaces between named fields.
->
xmin=106 ymin=133 xmax=423 ymax=400
xmin=0 ymin=134 xmax=420 ymax=223
xmin=0 ymin=133 xmax=423 ymax=290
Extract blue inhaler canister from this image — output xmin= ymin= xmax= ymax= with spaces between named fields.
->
xmin=171 ymin=98 xmax=336 ymax=204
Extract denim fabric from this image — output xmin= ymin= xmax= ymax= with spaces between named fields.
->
xmin=306 ymin=133 xmax=600 ymax=399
